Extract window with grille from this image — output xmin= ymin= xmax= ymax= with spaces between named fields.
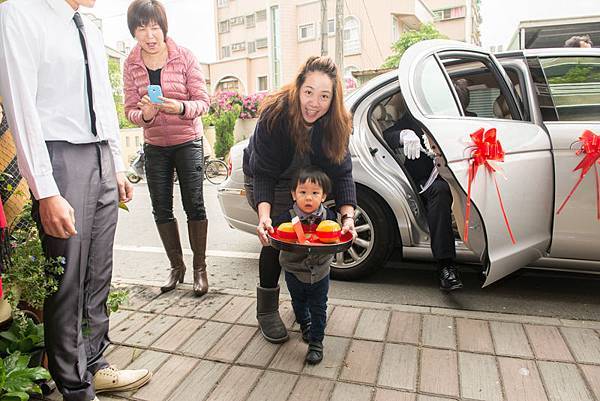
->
xmin=343 ymin=16 xmax=360 ymax=54
xmin=298 ymin=23 xmax=315 ymax=41
xmin=248 ymin=41 xmax=256 ymax=53
xmin=256 ymin=9 xmax=267 ymax=22
xmin=433 ymin=6 xmax=465 ymax=21
xmin=230 ymin=16 xmax=244 ymax=26
xmin=257 ymin=76 xmax=268 ymax=91
xmin=256 ymin=37 xmax=268 ymax=48
xmin=221 ymin=46 xmax=231 ymax=58
xmin=219 ymin=20 xmax=230 ymax=33
xmin=246 ymin=14 xmax=255 ymax=28
xmin=217 ymin=0 xmax=228 ymax=8
xmin=328 ymin=19 xmax=335 ymax=34
xmin=231 ymin=42 xmax=246 ymax=52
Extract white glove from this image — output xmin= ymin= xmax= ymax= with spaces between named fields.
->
xmin=399 ymin=129 xmax=422 ymax=160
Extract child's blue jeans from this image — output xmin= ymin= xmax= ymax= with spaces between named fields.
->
xmin=284 ymin=271 xmax=329 ymax=342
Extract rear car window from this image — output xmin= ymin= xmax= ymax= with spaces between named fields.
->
xmin=539 ymin=56 xmax=600 ymax=121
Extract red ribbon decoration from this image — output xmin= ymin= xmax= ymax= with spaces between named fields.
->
xmin=464 ymin=128 xmax=516 ymax=244
xmin=556 ymin=130 xmax=600 ymax=219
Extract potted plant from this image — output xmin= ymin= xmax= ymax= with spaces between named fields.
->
xmin=0 ymin=314 xmax=44 ymax=368
xmin=1 ymin=202 xmax=64 ymax=315
xmin=234 ymin=92 xmax=266 ymax=143
xmin=0 ymin=351 xmax=50 ymax=401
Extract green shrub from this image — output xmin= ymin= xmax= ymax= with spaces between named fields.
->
xmin=214 ymin=105 xmax=240 ymax=158
xmin=2 ymin=203 xmax=64 ymax=311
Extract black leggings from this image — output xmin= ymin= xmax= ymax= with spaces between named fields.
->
xmin=145 ymin=139 xmax=206 ymax=224
xmin=245 ymin=175 xmax=294 ymax=289
xmin=259 ymin=246 xmax=281 ymax=288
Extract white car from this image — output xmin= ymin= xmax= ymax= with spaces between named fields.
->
xmin=218 ymin=40 xmax=600 ymax=286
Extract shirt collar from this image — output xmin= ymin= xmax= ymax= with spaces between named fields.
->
xmin=45 ymin=0 xmax=78 ymax=25
xmin=293 ymin=203 xmax=327 ymax=225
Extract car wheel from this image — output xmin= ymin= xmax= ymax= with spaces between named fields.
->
xmin=330 ymin=187 xmax=394 ymax=280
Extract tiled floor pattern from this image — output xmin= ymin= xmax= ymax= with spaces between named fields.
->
xmin=44 ymin=284 xmax=600 ymax=401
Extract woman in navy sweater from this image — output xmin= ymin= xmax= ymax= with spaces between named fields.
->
xmin=243 ymin=56 xmax=357 ymax=343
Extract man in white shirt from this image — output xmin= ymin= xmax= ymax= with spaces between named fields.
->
xmin=0 ymin=1 xmax=151 ymax=400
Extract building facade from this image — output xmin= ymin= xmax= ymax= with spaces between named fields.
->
xmin=210 ymin=0 xmax=480 ymax=94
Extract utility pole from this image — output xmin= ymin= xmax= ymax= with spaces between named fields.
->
xmin=334 ymin=0 xmax=343 ymax=70
xmin=320 ymin=0 xmax=328 ymax=56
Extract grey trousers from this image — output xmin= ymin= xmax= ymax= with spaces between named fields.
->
xmin=32 ymin=141 xmax=118 ymax=401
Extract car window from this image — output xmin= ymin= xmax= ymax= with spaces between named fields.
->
xmin=539 ymin=56 xmax=600 ymax=121
xmin=441 ymin=57 xmax=521 ymax=120
xmin=413 ymin=56 xmax=460 ymax=117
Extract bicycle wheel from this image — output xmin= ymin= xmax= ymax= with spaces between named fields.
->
xmin=204 ymin=159 xmax=229 ymax=185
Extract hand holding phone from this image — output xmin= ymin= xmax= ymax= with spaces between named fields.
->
xmin=147 ymin=85 xmax=163 ymax=104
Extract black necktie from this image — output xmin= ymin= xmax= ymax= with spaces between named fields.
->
xmin=73 ymin=12 xmax=97 ymax=136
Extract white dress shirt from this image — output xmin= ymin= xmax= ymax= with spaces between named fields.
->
xmin=0 ymin=0 xmax=125 ymax=200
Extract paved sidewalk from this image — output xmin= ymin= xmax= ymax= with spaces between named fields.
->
xmin=47 ymin=282 xmax=600 ymax=401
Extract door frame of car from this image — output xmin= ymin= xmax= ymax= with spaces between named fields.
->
xmin=398 ymin=39 xmax=555 ymax=286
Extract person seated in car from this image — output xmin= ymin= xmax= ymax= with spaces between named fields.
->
xmin=564 ymin=34 xmax=593 ymax=48
xmin=383 ymin=97 xmax=463 ymax=291
xmin=454 ymin=78 xmax=477 ymax=117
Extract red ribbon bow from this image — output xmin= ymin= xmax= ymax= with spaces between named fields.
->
xmin=556 ymin=130 xmax=600 ymax=219
xmin=464 ymin=128 xmax=516 ymax=244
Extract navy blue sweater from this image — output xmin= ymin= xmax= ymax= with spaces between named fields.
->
xmin=243 ymin=109 xmax=357 ymax=209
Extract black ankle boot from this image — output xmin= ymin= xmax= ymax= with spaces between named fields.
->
xmin=300 ymin=322 xmax=311 ymax=343
xmin=256 ymin=285 xmax=289 ymax=343
xmin=306 ymin=341 xmax=323 ymax=364
xmin=439 ymin=265 xmax=463 ymax=291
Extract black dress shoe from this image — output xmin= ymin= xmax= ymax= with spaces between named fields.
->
xmin=305 ymin=341 xmax=323 ymax=364
xmin=439 ymin=265 xmax=463 ymax=291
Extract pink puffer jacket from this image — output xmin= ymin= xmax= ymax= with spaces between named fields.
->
xmin=123 ymin=37 xmax=210 ymax=147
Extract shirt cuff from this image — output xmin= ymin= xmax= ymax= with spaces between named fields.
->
xmin=29 ymin=173 xmax=60 ymax=200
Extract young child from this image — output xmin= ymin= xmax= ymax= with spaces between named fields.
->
xmin=272 ymin=166 xmax=338 ymax=364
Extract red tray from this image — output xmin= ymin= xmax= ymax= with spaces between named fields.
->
xmin=268 ymin=230 xmax=354 ymax=254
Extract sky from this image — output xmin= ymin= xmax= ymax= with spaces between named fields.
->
xmin=86 ymin=0 xmax=216 ymax=63
xmin=86 ymin=0 xmax=600 ymax=63
xmin=480 ymin=0 xmax=600 ymax=48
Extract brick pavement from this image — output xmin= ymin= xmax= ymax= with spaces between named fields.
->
xmin=45 ymin=283 xmax=600 ymax=401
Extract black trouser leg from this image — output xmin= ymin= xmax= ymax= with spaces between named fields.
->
xmin=144 ymin=143 xmax=176 ymax=224
xmin=174 ymin=139 xmax=206 ymax=221
xmin=420 ymin=178 xmax=456 ymax=262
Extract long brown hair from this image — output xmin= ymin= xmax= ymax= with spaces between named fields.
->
xmin=258 ymin=56 xmax=352 ymax=165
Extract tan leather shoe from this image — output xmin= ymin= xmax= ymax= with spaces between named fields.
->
xmin=93 ymin=365 xmax=152 ymax=393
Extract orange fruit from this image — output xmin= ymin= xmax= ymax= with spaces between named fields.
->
xmin=315 ymin=220 xmax=341 ymax=243
xmin=277 ymin=222 xmax=297 ymax=240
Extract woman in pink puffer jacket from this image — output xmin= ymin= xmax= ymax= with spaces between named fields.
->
xmin=124 ymin=0 xmax=210 ymax=297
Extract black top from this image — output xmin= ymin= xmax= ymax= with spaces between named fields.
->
xmin=383 ymin=114 xmax=434 ymax=186
xmin=147 ymin=68 xmax=161 ymax=86
xmin=243 ymin=106 xmax=357 ymax=209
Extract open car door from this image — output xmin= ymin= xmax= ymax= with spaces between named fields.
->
xmin=398 ymin=40 xmax=554 ymax=286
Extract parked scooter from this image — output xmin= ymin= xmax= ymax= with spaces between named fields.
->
xmin=126 ymin=147 xmax=145 ymax=183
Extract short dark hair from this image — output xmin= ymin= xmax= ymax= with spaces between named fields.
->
xmin=127 ymin=0 xmax=168 ymax=37
xmin=564 ymin=34 xmax=593 ymax=48
xmin=454 ymin=78 xmax=470 ymax=109
xmin=290 ymin=166 xmax=332 ymax=196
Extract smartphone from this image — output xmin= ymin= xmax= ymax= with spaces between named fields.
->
xmin=147 ymin=85 xmax=163 ymax=104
